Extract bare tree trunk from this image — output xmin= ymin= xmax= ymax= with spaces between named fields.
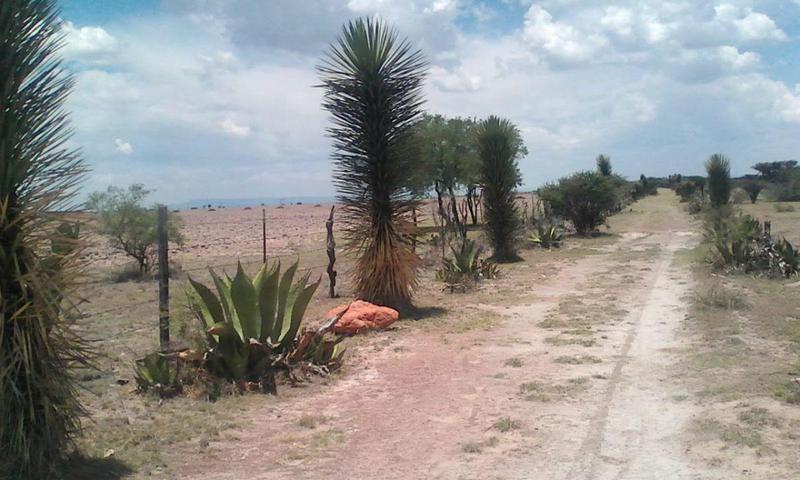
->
xmin=448 ymin=184 xmax=466 ymax=240
xmin=326 ymin=206 xmax=337 ymax=298
xmin=466 ymin=185 xmax=478 ymax=225
xmin=434 ymin=180 xmax=449 ymax=227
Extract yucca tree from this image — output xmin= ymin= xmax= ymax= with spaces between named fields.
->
xmin=476 ymin=116 xmax=525 ymax=262
xmin=318 ymin=18 xmax=426 ymax=308
xmin=1 ymin=1 xmax=89 ymax=477
xmin=705 ymin=153 xmax=731 ymax=208
xmin=596 ymin=154 xmax=612 ymax=176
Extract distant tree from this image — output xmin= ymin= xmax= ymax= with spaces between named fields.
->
xmin=596 ymin=154 xmax=612 ymax=176
xmin=705 ymin=154 xmax=731 ymax=208
xmin=751 ymin=161 xmax=797 ymax=181
xmin=87 ymin=185 xmax=182 ymax=274
xmin=476 ymin=116 xmax=526 ymax=261
xmin=741 ymin=180 xmax=763 ymax=204
xmin=539 ymin=172 xmax=617 ymax=235
xmin=318 ymin=18 xmax=426 ymax=308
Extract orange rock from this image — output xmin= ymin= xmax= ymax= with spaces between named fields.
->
xmin=326 ymin=300 xmax=399 ymax=334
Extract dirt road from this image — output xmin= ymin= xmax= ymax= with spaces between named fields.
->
xmin=174 ymin=194 xmax=739 ymax=479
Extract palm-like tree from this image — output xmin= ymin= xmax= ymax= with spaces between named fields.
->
xmin=596 ymin=154 xmax=612 ymax=176
xmin=318 ymin=18 xmax=427 ymax=308
xmin=705 ymin=153 xmax=731 ymax=208
xmin=476 ymin=116 xmax=525 ymax=262
xmin=1 ymin=1 xmax=89 ymax=477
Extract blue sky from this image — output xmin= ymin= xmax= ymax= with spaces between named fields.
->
xmin=60 ymin=0 xmax=800 ymax=204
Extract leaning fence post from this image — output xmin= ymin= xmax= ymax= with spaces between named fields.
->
xmin=262 ymin=208 xmax=267 ymax=265
xmin=326 ymin=206 xmax=337 ymax=298
xmin=157 ymin=205 xmax=170 ymax=351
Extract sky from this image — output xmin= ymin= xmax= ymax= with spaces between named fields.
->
xmin=60 ymin=0 xmax=800 ymax=204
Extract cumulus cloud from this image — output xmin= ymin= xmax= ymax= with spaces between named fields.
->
xmin=64 ymin=0 xmax=799 ymax=202
xmin=114 ymin=138 xmax=133 ymax=155
xmin=62 ymin=21 xmax=117 ymax=57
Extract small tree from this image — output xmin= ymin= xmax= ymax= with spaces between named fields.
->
xmin=476 ymin=116 xmax=525 ymax=261
xmin=751 ymin=161 xmax=797 ymax=181
xmin=596 ymin=154 xmax=612 ymax=176
xmin=538 ymin=171 xmax=617 ymax=235
xmin=705 ymin=154 xmax=731 ymax=208
xmin=87 ymin=185 xmax=182 ymax=274
xmin=741 ymin=180 xmax=763 ymax=204
xmin=675 ymin=182 xmax=697 ymax=202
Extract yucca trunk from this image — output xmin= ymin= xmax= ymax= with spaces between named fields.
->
xmin=1 ymin=1 xmax=89 ymax=478
xmin=318 ymin=18 xmax=427 ymax=308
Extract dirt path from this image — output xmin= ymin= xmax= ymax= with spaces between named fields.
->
xmin=174 ymin=194 xmax=732 ymax=479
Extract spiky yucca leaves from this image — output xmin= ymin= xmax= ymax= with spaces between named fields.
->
xmin=318 ymin=18 xmax=427 ymax=308
xmin=706 ymin=154 xmax=731 ymax=208
xmin=0 ymin=1 xmax=89 ymax=478
xmin=476 ymin=116 xmax=524 ymax=262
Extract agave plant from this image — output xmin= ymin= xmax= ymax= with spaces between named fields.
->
xmin=187 ymin=261 xmax=329 ymax=383
xmin=1 ymin=2 xmax=90 ymax=477
xmin=530 ymin=223 xmax=563 ymax=249
xmin=318 ymin=18 xmax=427 ymax=309
xmin=437 ymin=238 xmax=497 ymax=289
xmin=134 ymin=353 xmax=181 ymax=397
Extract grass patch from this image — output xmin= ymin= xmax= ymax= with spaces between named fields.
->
xmin=504 ymin=357 xmax=523 ymax=368
xmin=554 ymin=355 xmax=601 ymax=365
xmin=694 ymin=284 xmax=748 ymax=310
xmin=545 ymin=336 xmax=596 ymax=347
xmin=696 ymin=418 xmax=765 ymax=449
xmin=298 ymin=414 xmax=328 ymax=430
xmin=774 ymin=379 xmax=800 ymax=405
xmin=310 ymin=429 xmax=346 ymax=449
xmin=461 ymin=437 xmax=499 ymax=454
xmin=737 ymin=407 xmax=779 ymax=428
xmin=492 ymin=417 xmax=521 ymax=433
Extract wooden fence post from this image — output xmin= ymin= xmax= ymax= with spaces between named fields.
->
xmin=157 ymin=205 xmax=170 ymax=350
xmin=262 ymin=208 xmax=267 ymax=264
xmin=326 ymin=206 xmax=337 ymax=298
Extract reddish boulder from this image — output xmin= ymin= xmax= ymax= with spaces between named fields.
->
xmin=326 ymin=300 xmax=399 ymax=334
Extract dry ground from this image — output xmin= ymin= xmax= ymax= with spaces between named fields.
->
xmin=67 ymin=192 xmax=800 ymax=479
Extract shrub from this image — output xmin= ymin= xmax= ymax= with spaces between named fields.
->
xmin=476 ymin=116 xmax=526 ymax=261
xmin=703 ymin=208 xmax=798 ymax=277
xmin=675 ymin=182 xmax=697 ymax=202
xmin=631 ymin=174 xmax=658 ymax=200
xmin=705 ymin=154 xmax=731 ymax=208
xmin=87 ymin=184 xmax=183 ymax=274
xmin=318 ymin=18 xmax=426 ymax=308
xmin=538 ymin=171 xmax=617 ymax=235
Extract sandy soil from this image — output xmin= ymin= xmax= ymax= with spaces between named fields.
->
xmin=168 ymin=195 xmax=753 ymax=479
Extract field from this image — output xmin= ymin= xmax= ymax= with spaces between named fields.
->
xmin=66 ymin=192 xmax=800 ymax=479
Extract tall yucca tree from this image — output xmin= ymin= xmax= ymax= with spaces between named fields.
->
xmin=596 ymin=154 xmax=612 ymax=176
xmin=318 ymin=18 xmax=427 ymax=308
xmin=1 ymin=1 xmax=89 ymax=477
xmin=476 ymin=116 xmax=524 ymax=262
xmin=705 ymin=153 xmax=731 ymax=208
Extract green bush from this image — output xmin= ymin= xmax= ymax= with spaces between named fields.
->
xmin=476 ymin=116 xmax=526 ymax=261
xmin=705 ymin=154 xmax=732 ymax=207
xmin=538 ymin=171 xmax=617 ymax=235
xmin=675 ymin=182 xmax=697 ymax=202
xmin=436 ymin=238 xmax=498 ymax=290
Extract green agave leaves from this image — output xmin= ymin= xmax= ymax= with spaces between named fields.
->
xmin=134 ymin=353 xmax=180 ymax=397
xmin=186 ymin=261 xmax=320 ymax=381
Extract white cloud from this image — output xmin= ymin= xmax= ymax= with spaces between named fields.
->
xmin=62 ymin=21 xmax=117 ymax=56
xmin=66 ymin=0 xmax=799 ymax=202
xmin=114 ymin=138 xmax=133 ymax=155
xmin=220 ymin=119 xmax=251 ymax=137
xmin=522 ymin=5 xmax=608 ymax=64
